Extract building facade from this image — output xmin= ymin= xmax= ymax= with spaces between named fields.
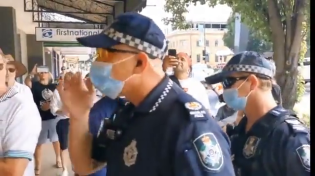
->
xmin=166 ymin=22 xmax=233 ymax=67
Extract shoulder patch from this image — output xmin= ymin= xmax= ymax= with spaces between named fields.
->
xmin=296 ymin=145 xmax=310 ymax=171
xmin=193 ymin=133 xmax=224 ymax=172
xmin=184 ymin=102 xmax=208 ymax=120
xmin=185 ymin=102 xmax=202 ymax=110
xmin=175 ymin=89 xmax=209 ymax=120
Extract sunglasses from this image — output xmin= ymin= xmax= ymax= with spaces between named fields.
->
xmin=94 ymin=48 xmax=139 ymax=62
xmin=222 ymin=76 xmax=248 ymax=89
xmin=8 ymin=68 xmax=16 ymax=73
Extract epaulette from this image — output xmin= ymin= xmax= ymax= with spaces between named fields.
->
xmin=268 ymin=107 xmax=309 ymax=134
xmin=284 ymin=116 xmax=309 ymax=134
xmin=176 ymin=90 xmax=209 ymax=121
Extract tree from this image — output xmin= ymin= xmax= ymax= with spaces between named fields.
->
xmin=164 ymin=0 xmax=309 ymax=109
xmin=222 ymin=15 xmax=234 ymax=50
xmin=223 ymin=15 xmax=272 ymax=53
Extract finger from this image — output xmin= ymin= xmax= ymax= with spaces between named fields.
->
xmin=170 ymin=60 xmax=179 ymax=64
xmin=85 ymin=78 xmax=95 ymax=94
xmin=73 ymin=72 xmax=83 ymax=86
xmin=57 ymin=80 xmax=64 ymax=92
xmin=64 ymin=72 xmax=74 ymax=88
xmin=33 ymin=64 xmax=38 ymax=72
xmin=170 ymin=58 xmax=178 ymax=62
xmin=169 ymin=61 xmax=179 ymax=66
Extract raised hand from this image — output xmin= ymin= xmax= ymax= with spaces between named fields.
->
xmin=57 ymin=72 xmax=95 ymax=119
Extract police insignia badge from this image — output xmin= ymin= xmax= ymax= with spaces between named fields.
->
xmin=123 ymin=140 xmax=138 ymax=167
xmin=243 ymin=136 xmax=260 ymax=158
xmin=193 ymin=133 xmax=224 ymax=172
xmin=185 ymin=102 xmax=202 ymax=110
xmin=296 ymin=145 xmax=310 ymax=171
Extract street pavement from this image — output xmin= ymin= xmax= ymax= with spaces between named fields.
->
xmin=40 ymin=144 xmax=74 ymax=176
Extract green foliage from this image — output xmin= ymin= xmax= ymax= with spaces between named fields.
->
xmin=222 ymin=15 xmax=235 ymax=49
xmin=223 ymin=15 xmax=272 ymax=53
xmin=164 ymin=0 xmax=309 ymax=109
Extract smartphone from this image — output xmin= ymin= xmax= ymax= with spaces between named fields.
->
xmin=37 ymin=67 xmax=49 ymax=73
xmin=168 ymin=49 xmax=177 ymax=57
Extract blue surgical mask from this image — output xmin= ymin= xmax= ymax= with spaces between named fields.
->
xmin=222 ymin=79 xmax=252 ymax=111
xmin=89 ymin=57 xmax=134 ymax=99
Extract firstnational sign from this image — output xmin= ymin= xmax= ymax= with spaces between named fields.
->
xmin=35 ymin=28 xmax=103 ymax=42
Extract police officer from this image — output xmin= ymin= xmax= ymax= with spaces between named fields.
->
xmin=205 ymin=51 xmax=310 ymax=176
xmin=57 ymin=13 xmax=235 ymax=176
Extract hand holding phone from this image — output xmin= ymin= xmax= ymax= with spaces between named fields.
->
xmin=166 ymin=49 xmax=179 ymax=67
xmin=168 ymin=49 xmax=177 ymax=57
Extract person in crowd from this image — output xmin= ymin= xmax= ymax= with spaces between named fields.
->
xmin=58 ymin=12 xmax=234 ymax=176
xmin=0 ymin=53 xmax=41 ymax=176
xmin=163 ymin=52 xmax=211 ymax=111
xmin=50 ymin=72 xmax=74 ymax=176
xmin=3 ymin=54 xmax=33 ymax=99
xmin=215 ymin=103 xmax=238 ymax=128
xmin=25 ymin=66 xmax=61 ymax=175
xmin=205 ymin=51 xmax=310 ymax=175
xmin=206 ymin=83 xmax=225 ymax=116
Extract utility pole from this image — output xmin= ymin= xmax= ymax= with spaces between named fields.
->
xmin=198 ymin=23 xmax=208 ymax=64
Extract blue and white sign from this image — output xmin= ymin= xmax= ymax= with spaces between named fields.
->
xmin=35 ymin=28 xmax=103 ymax=42
xmin=42 ymin=28 xmax=53 ymax=38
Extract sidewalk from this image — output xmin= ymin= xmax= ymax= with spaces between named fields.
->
xmin=39 ymin=144 xmax=74 ymax=176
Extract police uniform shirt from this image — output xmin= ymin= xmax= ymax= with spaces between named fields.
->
xmin=96 ymin=76 xmax=235 ymax=176
xmin=232 ymin=106 xmax=310 ymax=176
xmin=89 ymin=97 xmax=126 ymax=176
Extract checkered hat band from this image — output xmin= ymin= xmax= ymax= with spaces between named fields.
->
xmin=224 ymin=64 xmax=273 ymax=77
xmin=104 ymin=28 xmax=165 ymax=58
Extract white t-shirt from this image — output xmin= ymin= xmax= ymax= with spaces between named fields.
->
xmin=178 ymin=78 xmax=211 ymax=110
xmin=13 ymin=82 xmax=33 ymax=100
xmin=0 ymin=87 xmax=41 ymax=176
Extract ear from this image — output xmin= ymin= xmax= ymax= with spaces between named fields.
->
xmin=133 ymin=52 xmax=149 ymax=74
xmin=248 ymin=74 xmax=258 ymax=90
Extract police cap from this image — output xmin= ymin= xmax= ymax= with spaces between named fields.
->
xmin=205 ymin=51 xmax=274 ymax=85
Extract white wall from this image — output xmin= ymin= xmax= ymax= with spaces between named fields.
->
xmin=17 ymin=29 xmax=29 ymax=80
xmin=0 ymin=0 xmax=37 ymax=34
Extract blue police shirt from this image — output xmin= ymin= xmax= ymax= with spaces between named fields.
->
xmin=232 ymin=106 xmax=310 ymax=176
xmin=97 ymin=76 xmax=234 ymax=176
xmin=89 ymin=97 xmax=125 ymax=176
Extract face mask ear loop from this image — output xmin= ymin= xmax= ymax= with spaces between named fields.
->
xmin=236 ymin=77 xmax=249 ymax=90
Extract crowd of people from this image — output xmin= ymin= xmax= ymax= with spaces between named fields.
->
xmin=0 ymin=12 xmax=310 ymax=176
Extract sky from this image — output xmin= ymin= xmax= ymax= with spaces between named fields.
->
xmin=140 ymin=0 xmax=232 ymax=30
